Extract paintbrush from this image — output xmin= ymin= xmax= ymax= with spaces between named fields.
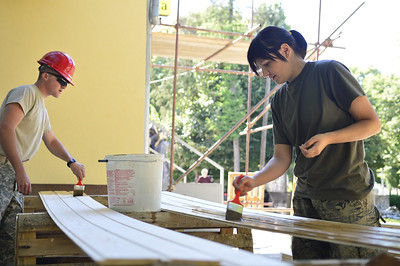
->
xmin=73 ymin=178 xmax=85 ymax=197
xmin=225 ymin=175 xmax=245 ymax=221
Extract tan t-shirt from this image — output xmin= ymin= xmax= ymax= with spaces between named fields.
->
xmin=0 ymin=84 xmax=51 ymax=161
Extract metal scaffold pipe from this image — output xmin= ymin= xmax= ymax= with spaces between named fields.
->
xmin=174 ymin=83 xmax=283 ymax=185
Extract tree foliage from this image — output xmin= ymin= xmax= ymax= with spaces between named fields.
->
xmin=353 ymin=68 xmax=400 ymax=191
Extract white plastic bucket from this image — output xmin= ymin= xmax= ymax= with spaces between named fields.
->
xmin=104 ymin=154 xmax=163 ymax=212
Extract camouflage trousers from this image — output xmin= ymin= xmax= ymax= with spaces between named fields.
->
xmin=0 ymin=163 xmax=24 ymax=266
xmin=292 ymin=191 xmax=384 ymax=260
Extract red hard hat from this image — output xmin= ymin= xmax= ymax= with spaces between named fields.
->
xmin=38 ymin=51 xmax=75 ymax=85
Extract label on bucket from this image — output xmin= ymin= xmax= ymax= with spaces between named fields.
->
xmin=107 ymin=169 xmax=135 ymax=206
xmin=105 ymin=154 xmax=163 ymax=212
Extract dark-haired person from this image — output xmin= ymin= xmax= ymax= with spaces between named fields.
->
xmin=232 ymin=26 xmax=383 ymax=260
xmin=0 ymin=51 xmax=85 ymax=265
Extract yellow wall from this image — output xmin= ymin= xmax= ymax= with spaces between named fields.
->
xmin=0 ymin=0 xmax=150 ymax=185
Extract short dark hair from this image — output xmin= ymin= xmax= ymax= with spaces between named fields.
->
xmin=37 ymin=64 xmax=59 ymax=80
xmin=247 ymin=26 xmax=307 ymax=76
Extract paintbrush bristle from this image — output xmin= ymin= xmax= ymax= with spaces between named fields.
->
xmin=225 ymin=201 xmax=243 ymax=220
xmin=73 ymin=185 xmax=85 ymax=197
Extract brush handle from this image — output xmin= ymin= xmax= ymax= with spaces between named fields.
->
xmin=76 ymin=178 xmax=83 ymax=186
xmin=232 ymin=175 xmax=244 ymax=205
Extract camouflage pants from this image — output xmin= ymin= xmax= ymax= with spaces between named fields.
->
xmin=0 ymin=163 xmax=24 ymax=266
xmin=292 ymin=191 xmax=384 ymax=260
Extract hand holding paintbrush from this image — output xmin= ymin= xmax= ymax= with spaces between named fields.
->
xmin=73 ymin=177 xmax=85 ymax=196
xmin=67 ymin=159 xmax=86 ymax=196
xmin=225 ymin=175 xmax=245 ymax=220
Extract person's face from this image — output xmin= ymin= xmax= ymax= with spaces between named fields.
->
xmin=43 ymin=72 xmax=68 ymax=98
xmin=255 ymin=57 xmax=290 ymax=84
xmin=254 ymin=44 xmax=293 ymax=83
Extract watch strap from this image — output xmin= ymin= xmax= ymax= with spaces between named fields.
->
xmin=67 ymin=158 xmax=76 ymax=168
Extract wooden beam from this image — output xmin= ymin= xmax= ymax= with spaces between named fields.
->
xmin=25 ymin=193 xmax=400 ymax=253
xmin=161 ymin=192 xmax=400 ymax=252
xmin=151 ymin=32 xmax=251 ymax=65
xmin=18 ymin=238 xmax=84 ymax=257
xmin=23 ymin=195 xmax=237 ymax=229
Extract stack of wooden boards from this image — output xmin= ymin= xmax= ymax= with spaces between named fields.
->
xmin=20 ymin=191 xmax=287 ymax=265
xmin=17 ymin=191 xmax=400 ymax=265
xmin=162 ymin=192 xmax=400 ymax=253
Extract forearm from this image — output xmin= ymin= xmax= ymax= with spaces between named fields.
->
xmin=234 ymin=144 xmax=291 ymax=195
xmin=253 ymin=156 xmax=291 ymax=187
xmin=43 ymin=131 xmax=85 ymax=179
xmin=325 ymin=118 xmax=381 ymax=145
xmin=44 ymin=136 xmax=73 ymax=162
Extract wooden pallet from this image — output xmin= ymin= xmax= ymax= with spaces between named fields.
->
xmin=227 ymin=172 xmax=267 ymax=208
xmin=17 ymin=191 xmax=288 ymax=265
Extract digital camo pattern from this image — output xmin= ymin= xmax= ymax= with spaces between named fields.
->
xmin=291 ymin=192 xmax=384 ymax=260
xmin=0 ymin=163 xmax=23 ymax=265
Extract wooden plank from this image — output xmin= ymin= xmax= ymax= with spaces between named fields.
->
xmin=17 ymin=212 xmax=59 ymax=232
xmin=17 ymin=230 xmax=36 ymax=265
xmin=39 ymin=191 xmax=215 ymax=265
xmin=18 ymin=237 xmax=84 ymax=257
xmin=17 ymin=212 xmax=254 ymax=262
xmin=23 ymin=195 xmax=237 ymax=229
xmin=161 ymin=191 xmax=400 ymax=252
xmin=16 ymin=212 xmax=85 ymax=265
xmin=72 ymin=192 xmax=285 ymax=266
xmin=125 ymin=211 xmax=234 ymax=229
xmin=20 ymin=200 xmax=254 ymax=252
xmin=39 ymin=191 xmax=287 ymax=266
xmin=248 ymin=207 xmax=291 ymax=213
xmin=22 ymin=203 xmax=236 ymax=230
xmin=382 ymin=223 xmax=400 ymax=230
xmin=32 ymin=192 xmax=400 ymax=252
xmin=24 ymin=195 xmax=46 ymax=212
xmin=151 ymin=32 xmax=250 ymax=65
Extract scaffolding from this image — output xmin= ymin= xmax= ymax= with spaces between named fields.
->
xmin=150 ymin=0 xmax=364 ymax=191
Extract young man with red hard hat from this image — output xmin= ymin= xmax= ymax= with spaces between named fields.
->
xmin=0 ymin=51 xmax=85 ymax=264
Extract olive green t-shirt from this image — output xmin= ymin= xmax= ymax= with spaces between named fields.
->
xmin=271 ymin=60 xmax=374 ymax=200
xmin=0 ymin=85 xmax=51 ymax=161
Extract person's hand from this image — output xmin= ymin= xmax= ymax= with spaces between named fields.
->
xmin=299 ymin=134 xmax=329 ymax=158
xmin=15 ymin=172 xmax=32 ymax=195
xmin=70 ymin=161 xmax=86 ymax=180
xmin=233 ymin=175 xmax=255 ymax=196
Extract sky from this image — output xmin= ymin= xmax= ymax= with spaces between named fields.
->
xmin=165 ymin=0 xmax=400 ymax=75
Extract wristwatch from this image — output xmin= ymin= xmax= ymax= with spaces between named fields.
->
xmin=67 ymin=158 xmax=76 ymax=168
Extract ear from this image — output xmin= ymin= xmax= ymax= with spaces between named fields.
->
xmin=279 ymin=43 xmax=291 ymax=59
xmin=40 ymin=72 xmax=48 ymax=80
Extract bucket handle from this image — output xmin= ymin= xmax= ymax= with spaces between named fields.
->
xmin=98 ymin=159 xmax=159 ymax=163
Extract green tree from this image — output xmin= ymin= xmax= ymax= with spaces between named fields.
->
xmin=354 ymin=67 xmax=400 ymax=192
xmin=253 ymin=2 xmax=289 ymax=28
